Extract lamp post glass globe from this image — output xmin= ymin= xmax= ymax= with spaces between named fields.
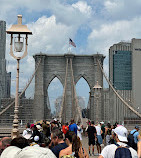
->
xmin=14 ymin=37 xmax=24 ymax=53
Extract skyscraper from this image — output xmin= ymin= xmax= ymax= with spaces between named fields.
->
xmin=0 ymin=21 xmax=11 ymax=101
xmin=131 ymin=38 xmax=141 ymax=113
xmin=109 ymin=42 xmax=132 ymax=89
xmin=109 ymin=42 xmax=133 ymax=122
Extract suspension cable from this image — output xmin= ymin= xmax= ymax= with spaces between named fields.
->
xmin=97 ymin=59 xmax=141 ymax=118
xmin=59 ymin=58 xmax=69 ymax=122
xmin=0 ymin=58 xmax=42 ymax=116
xmin=70 ymin=59 xmax=83 ymax=123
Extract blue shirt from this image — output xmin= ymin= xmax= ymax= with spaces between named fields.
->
xmin=69 ymin=123 xmax=77 ymax=135
xmin=130 ymin=129 xmax=139 ymax=143
xmin=51 ymin=142 xmax=68 ymax=158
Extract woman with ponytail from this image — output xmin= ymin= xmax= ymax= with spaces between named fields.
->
xmin=59 ymin=131 xmax=88 ymax=158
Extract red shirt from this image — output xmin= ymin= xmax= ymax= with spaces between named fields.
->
xmin=62 ymin=125 xmax=69 ymax=134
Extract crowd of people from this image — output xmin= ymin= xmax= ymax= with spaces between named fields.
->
xmin=0 ymin=119 xmax=141 ymax=157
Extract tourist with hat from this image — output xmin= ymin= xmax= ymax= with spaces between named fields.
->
xmin=129 ymin=125 xmax=140 ymax=150
xmin=98 ymin=126 xmax=138 ymax=158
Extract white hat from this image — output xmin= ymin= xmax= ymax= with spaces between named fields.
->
xmin=112 ymin=126 xmax=128 ymax=142
xmin=16 ymin=146 xmax=56 ymax=158
xmin=100 ymin=121 xmax=104 ymax=124
xmin=1 ymin=146 xmax=21 ymax=158
xmin=34 ymin=135 xmax=39 ymax=142
xmin=36 ymin=125 xmax=42 ymax=130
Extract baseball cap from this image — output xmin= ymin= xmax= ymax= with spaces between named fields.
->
xmin=100 ymin=121 xmax=104 ymax=124
xmin=112 ymin=126 xmax=128 ymax=142
xmin=36 ymin=125 xmax=42 ymax=130
xmin=30 ymin=124 xmax=34 ymax=128
xmin=135 ymin=125 xmax=140 ymax=129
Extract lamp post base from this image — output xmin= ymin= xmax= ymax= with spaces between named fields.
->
xmin=11 ymin=128 xmax=20 ymax=139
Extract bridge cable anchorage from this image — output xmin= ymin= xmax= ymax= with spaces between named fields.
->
xmin=0 ymin=58 xmax=42 ymax=116
xmin=97 ymin=59 xmax=141 ymax=118
xmin=59 ymin=58 xmax=69 ymax=123
xmin=70 ymin=59 xmax=83 ymax=124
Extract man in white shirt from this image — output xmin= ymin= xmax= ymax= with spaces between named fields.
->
xmin=95 ymin=123 xmax=103 ymax=155
xmin=77 ymin=121 xmax=83 ymax=141
xmin=98 ymin=126 xmax=138 ymax=158
xmin=22 ymin=123 xmax=32 ymax=137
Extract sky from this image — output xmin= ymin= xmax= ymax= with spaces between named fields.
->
xmin=1 ymin=0 xmax=141 ymax=112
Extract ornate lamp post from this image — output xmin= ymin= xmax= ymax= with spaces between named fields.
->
xmin=7 ymin=15 xmax=32 ymax=138
xmin=93 ymin=81 xmax=102 ymax=122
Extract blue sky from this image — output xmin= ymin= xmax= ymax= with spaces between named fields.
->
xmin=1 ymin=0 xmax=141 ymax=112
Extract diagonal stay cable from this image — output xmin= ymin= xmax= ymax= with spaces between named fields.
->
xmin=97 ymin=59 xmax=141 ymax=118
xmin=70 ymin=59 xmax=83 ymax=123
xmin=59 ymin=58 xmax=68 ymax=122
xmin=0 ymin=58 xmax=42 ymax=116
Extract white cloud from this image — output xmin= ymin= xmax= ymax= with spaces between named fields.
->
xmin=103 ymin=0 xmax=141 ymax=20
xmin=104 ymin=1 xmax=123 ymax=13
xmin=28 ymin=15 xmax=75 ymax=54
xmin=72 ymin=1 xmax=92 ymax=17
xmin=87 ymin=17 xmax=141 ymax=56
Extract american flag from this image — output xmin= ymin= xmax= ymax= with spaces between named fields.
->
xmin=69 ymin=38 xmax=76 ymax=47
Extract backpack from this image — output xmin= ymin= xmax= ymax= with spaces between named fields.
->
xmin=114 ymin=144 xmax=132 ymax=158
xmin=127 ymin=130 xmax=137 ymax=148
xmin=26 ymin=129 xmax=32 ymax=135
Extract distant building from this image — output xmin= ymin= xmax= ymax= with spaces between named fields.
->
xmin=131 ymin=38 xmax=141 ymax=113
xmin=108 ymin=40 xmax=141 ymax=123
xmin=54 ymin=96 xmax=85 ymax=118
xmin=0 ymin=21 xmax=11 ymax=102
xmin=109 ymin=42 xmax=132 ymax=90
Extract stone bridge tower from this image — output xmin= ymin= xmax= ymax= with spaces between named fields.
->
xmin=33 ymin=53 xmax=105 ymax=122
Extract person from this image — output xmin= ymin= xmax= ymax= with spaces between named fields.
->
xmin=98 ymin=126 xmax=138 ymax=158
xmin=51 ymin=128 xmax=68 ymax=158
xmin=95 ymin=122 xmax=103 ymax=155
xmin=31 ymin=125 xmax=42 ymax=143
xmin=30 ymin=135 xmax=40 ymax=147
xmin=137 ymin=137 xmax=141 ymax=158
xmin=43 ymin=137 xmax=51 ymax=148
xmin=22 ymin=123 xmax=32 ymax=137
xmin=62 ymin=123 xmax=69 ymax=135
xmin=1 ymin=146 xmax=22 ymax=158
xmin=129 ymin=125 xmax=140 ymax=150
xmin=105 ymin=123 xmax=112 ymax=145
xmin=42 ymin=120 xmax=49 ymax=139
xmin=100 ymin=122 xmax=105 ymax=144
xmin=86 ymin=120 xmax=97 ymax=156
xmin=77 ymin=121 xmax=83 ymax=141
xmin=13 ymin=146 xmax=56 ymax=158
xmin=46 ymin=122 xmax=51 ymax=138
xmin=59 ymin=131 xmax=88 ymax=158
xmin=69 ymin=119 xmax=77 ymax=135
xmin=0 ymin=137 xmax=12 ymax=155
xmin=11 ymin=137 xmax=29 ymax=148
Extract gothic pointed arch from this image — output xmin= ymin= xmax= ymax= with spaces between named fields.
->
xmin=75 ymin=74 xmax=91 ymax=89
xmin=46 ymin=74 xmax=64 ymax=89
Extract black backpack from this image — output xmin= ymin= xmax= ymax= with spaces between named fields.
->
xmin=127 ymin=130 xmax=137 ymax=148
xmin=114 ymin=144 xmax=132 ymax=158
